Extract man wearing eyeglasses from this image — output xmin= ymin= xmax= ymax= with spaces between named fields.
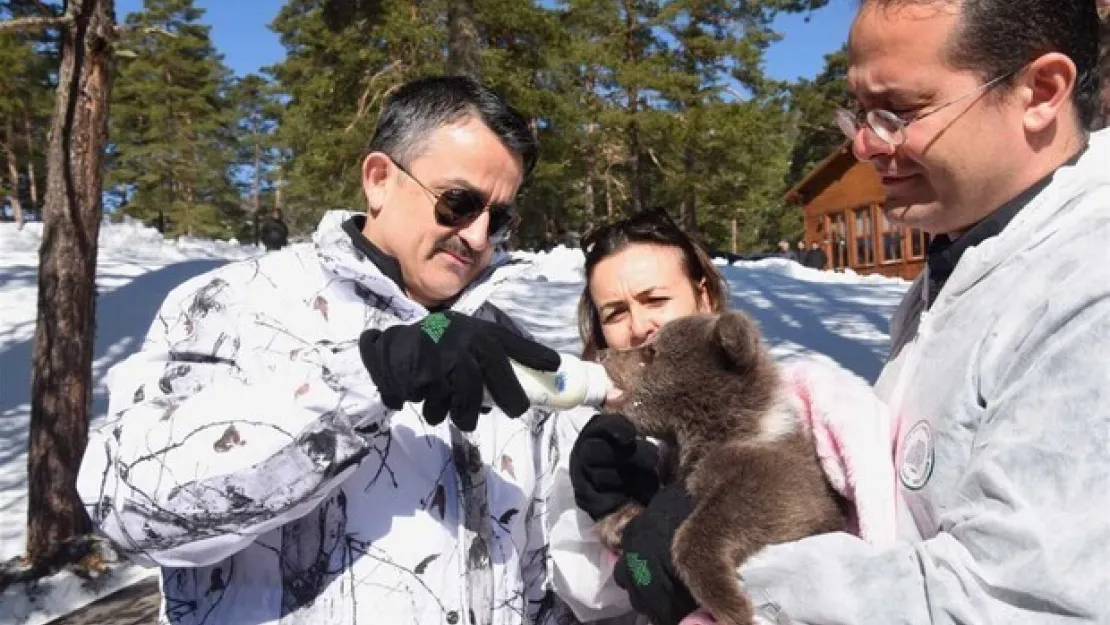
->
xmin=596 ymin=1 xmax=1110 ymax=625
xmin=77 ymin=76 xmax=578 ymax=625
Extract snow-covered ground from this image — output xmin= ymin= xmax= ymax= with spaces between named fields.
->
xmin=0 ymin=220 xmax=259 ymax=624
xmin=0 ymin=219 xmax=910 ymax=624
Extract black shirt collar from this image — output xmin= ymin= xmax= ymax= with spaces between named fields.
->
xmin=924 ymin=146 xmax=1086 ymax=308
xmin=342 ymin=215 xmax=406 ymax=292
xmin=341 ymin=215 xmax=467 ymax=312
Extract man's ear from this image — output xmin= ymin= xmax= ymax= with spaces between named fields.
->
xmin=1018 ymin=52 xmax=1078 ymax=134
xmin=712 ymin=311 xmax=762 ymax=373
xmin=362 ymin=152 xmax=393 ymax=217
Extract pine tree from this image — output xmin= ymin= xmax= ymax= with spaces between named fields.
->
xmin=268 ymin=0 xmax=445 ymax=232
xmin=0 ymin=1 xmax=56 ymax=227
xmin=1 ymin=0 xmax=115 ymax=570
xmin=784 ymin=46 xmax=849 ymax=187
xmin=230 ymin=72 xmax=283 ymax=243
xmin=107 ymin=0 xmax=239 ymax=237
xmin=447 ymin=0 xmax=480 ymax=77
xmin=552 ymin=0 xmax=668 ymax=221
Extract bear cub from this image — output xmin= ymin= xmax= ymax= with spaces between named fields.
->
xmin=596 ymin=310 xmax=850 ymax=625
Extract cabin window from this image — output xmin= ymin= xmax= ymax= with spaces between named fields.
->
xmin=853 ymin=206 xmax=875 ymax=266
xmin=826 ymin=212 xmax=849 ymax=270
xmin=909 ymin=228 xmax=927 ymax=259
xmin=880 ymin=213 xmax=903 ymax=263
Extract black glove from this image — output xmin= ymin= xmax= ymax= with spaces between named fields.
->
xmin=359 ymin=311 xmax=560 ymax=431
xmin=613 ymin=481 xmax=698 ymax=625
xmin=569 ymin=413 xmax=661 ymax=521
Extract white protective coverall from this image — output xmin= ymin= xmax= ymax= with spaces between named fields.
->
xmin=550 ymin=127 xmax=1110 ymax=624
xmin=77 ymin=210 xmax=575 ymax=625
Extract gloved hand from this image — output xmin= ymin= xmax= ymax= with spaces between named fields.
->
xmin=613 ymin=481 xmax=698 ymax=625
xmin=359 ymin=311 xmax=560 ymax=431
xmin=570 ymin=413 xmax=661 ymax=521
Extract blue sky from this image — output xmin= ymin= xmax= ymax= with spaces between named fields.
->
xmin=114 ymin=0 xmax=854 ymax=82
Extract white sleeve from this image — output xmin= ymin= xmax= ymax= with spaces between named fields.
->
xmin=738 ymin=296 xmax=1110 ymax=625
xmin=77 ymin=272 xmax=393 ymax=568
xmin=546 ymin=407 xmax=641 ymax=622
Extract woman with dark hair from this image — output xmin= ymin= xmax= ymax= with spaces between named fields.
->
xmin=550 ymin=210 xmax=895 ymax=625
xmin=548 ymin=209 xmax=731 ymax=624
xmin=576 ymin=208 xmax=730 ymax=361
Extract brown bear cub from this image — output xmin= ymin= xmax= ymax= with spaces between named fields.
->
xmin=596 ymin=310 xmax=850 ymax=625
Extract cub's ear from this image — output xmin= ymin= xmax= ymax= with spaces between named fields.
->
xmin=712 ymin=311 xmax=763 ymax=372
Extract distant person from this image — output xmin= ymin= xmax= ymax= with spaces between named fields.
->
xmin=259 ymin=211 xmax=289 ymax=251
xmin=576 ymin=0 xmax=1110 ymax=623
xmin=804 ymin=241 xmax=828 ymax=270
xmin=776 ymin=240 xmax=798 ymax=262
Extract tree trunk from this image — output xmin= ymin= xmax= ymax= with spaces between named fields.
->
xmin=583 ymin=154 xmax=597 ymax=225
xmin=622 ymin=0 xmax=644 ymax=215
xmin=183 ymin=177 xmax=195 ymax=236
xmin=681 ymin=142 xmax=696 ymax=234
xmin=26 ymin=0 xmax=115 ymax=565
xmin=274 ymin=173 xmax=283 ymax=218
xmin=583 ymin=124 xmax=598 ymax=226
xmin=252 ymin=139 xmax=261 ymax=243
xmin=25 ymin=117 xmax=39 ymax=212
xmin=731 ymin=217 xmax=738 ymax=254
xmin=446 ymin=0 xmax=480 ymax=78
xmin=604 ymin=166 xmax=615 ymax=218
xmin=3 ymin=120 xmax=25 ymax=229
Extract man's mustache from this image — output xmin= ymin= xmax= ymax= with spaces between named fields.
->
xmin=433 ymin=236 xmax=479 ymax=263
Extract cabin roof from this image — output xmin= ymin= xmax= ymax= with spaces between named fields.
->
xmin=783 ymin=139 xmax=855 ymax=205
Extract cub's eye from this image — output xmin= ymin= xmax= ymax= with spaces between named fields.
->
xmin=640 ymin=344 xmax=656 ymax=366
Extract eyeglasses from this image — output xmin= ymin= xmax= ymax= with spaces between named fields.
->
xmin=389 ymin=157 xmax=520 ymax=244
xmin=835 ymin=70 xmax=1018 ymax=147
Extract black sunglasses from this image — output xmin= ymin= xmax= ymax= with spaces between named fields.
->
xmin=389 ymin=157 xmax=520 ymax=244
xmin=580 ymin=208 xmax=693 ymax=257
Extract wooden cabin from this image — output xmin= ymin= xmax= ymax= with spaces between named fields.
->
xmin=784 ymin=142 xmax=926 ymax=280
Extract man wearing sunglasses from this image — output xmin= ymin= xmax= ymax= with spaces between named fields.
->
xmin=593 ymin=2 xmax=1110 ymax=625
xmin=77 ymin=76 xmax=578 ymax=625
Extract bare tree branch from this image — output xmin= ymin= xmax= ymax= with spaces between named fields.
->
xmin=28 ymin=0 xmax=58 ymax=16
xmin=647 ymin=148 xmax=676 ymax=178
xmin=0 ymin=15 xmax=71 ymax=34
xmin=345 ymin=61 xmax=405 ymax=133
xmin=114 ymin=23 xmax=178 ymax=37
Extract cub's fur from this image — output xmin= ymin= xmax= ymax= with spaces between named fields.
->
xmin=596 ymin=310 xmax=849 ymax=625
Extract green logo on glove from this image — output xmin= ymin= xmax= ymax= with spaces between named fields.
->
xmin=626 ymin=552 xmax=652 ymax=587
xmin=421 ymin=313 xmax=451 ymax=343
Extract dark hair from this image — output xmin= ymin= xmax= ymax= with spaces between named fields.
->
xmin=259 ymin=214 xmax=289 ymax=251
xmin=368 ymin=75 xmax=539 ymax=176
xmin=862 ymin=0 xmax=1102 ymax=130
xmin=577 ymin=208 xmax=730 ymax=361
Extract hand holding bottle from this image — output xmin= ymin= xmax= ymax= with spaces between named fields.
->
xmin=358 ymin=311 xmax=561 ymax=431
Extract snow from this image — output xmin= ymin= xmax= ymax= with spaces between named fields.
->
xmin=0 ymin=220 xmax=910 ymax=623
xmin=0 ymin=218 xmax=259 ymax=625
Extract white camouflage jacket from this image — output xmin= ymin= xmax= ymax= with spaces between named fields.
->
xmin=77 ymin=210 xmax=576 ymax=625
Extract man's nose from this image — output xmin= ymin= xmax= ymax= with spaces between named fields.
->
xmin=851 ymin=125 xmax=896 ymax=162
xmin=457 ymin=211 xmax=492 ymax=252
